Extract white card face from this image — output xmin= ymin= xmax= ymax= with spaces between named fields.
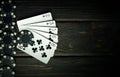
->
xmin=22 ymin=20 xmax=56 ymax=27
xmin=17 ymin=31 xmax=57 ymax=64
xmin=18 ymin=25 xmax=58 ymax=34
xmin=17 ymin=12 xmax=53 ymax=26
xmin=30 ymin=30 xmax=58 ymax=43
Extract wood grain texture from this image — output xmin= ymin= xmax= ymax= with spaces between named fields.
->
xmin=15 ymin=0 xmax=119 ymax=21
xmin=15 ymin=56 xmax=112 ymax=77
xmin=14 ymin=0 xmax=117 ymax=77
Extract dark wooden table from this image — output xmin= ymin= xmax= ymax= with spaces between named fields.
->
xmin=15 ymin=0 xmax=118 ymax=77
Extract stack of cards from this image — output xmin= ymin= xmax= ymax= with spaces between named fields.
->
xmin=17 ymin=12 xmax=58 ymax=64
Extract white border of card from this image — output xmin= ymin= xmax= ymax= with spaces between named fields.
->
xmin=17 ymin=12 xmax=58 ymax=64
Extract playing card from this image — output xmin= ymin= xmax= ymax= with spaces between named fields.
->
xmin=18 ymin=24 xmax=58 ymax=34
xmin=19 ymin=20 xmax=56 ymax=27
xmin=17 ymin=30 xmax=57 ymax=64
xmin=27 ymin=29 xmax=58 ymax=43
xmin=17 ymin=12 xmax=53 ymax=26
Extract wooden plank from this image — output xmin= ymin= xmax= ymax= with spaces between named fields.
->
xmin=15 ymin=21 xmax=119 ymax=56
xmin=15 ymin=0 xmax=118 ymax=21
xmin=15 ymin=0 xmax=101 ymax=8
xmin=15 ymin=56 xmax=112 ymax=77
xmin=16 ymin=8 xmax=114 ymax=21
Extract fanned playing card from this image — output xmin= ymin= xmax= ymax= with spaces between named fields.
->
xmin=18 ymin=21 xmax=58 ymax=34
xmin=17 ymin=12 xmax=53 ymax=26
xmin=17 ymin=12 xmax=58 ymax=64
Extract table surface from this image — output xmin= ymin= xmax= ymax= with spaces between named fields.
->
xmin=15 ymin=0 xmax=118 ymax=77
